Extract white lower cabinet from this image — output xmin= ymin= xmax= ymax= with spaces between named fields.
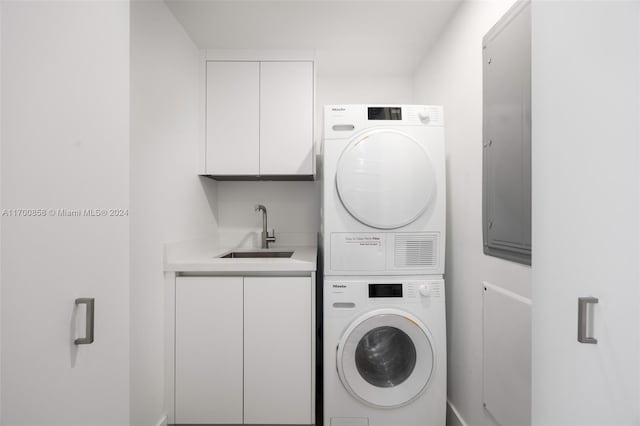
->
xmin=174 ymin=275 xmax=313 ymax=425
xmin=244 ymin=277 xmax=312 ymax=424
xmin=175 ymin=276 xmax=244 ymax=424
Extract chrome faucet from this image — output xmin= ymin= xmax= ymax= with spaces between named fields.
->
xmin=254 ymin=204 xmax=276 ymax=249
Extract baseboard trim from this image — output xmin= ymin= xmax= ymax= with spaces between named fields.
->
xmin=155 ymin=414 xmax=168 ymax=426
xmin=447 ymin=400 xmax=469 ymax=426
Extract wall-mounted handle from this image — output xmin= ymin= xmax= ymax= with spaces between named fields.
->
xmin=578 ymin=297 xmax=598 ymax=344
xmin=75 ymin=298 xmax=95 ymax=345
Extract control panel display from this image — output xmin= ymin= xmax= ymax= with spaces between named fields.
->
xmin=368 ymin=107 xmax=402 ymax=120
xmin=369 ymin=283 xmax=403 ymax=298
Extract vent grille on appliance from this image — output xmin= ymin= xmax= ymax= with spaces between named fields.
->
xmin=429 ymin=282 xmax=444 ymax=299
xmin=394 ymin=234 xmax=437 ymax=268
xmin=406 ymin=284 xmax=419 ymax=298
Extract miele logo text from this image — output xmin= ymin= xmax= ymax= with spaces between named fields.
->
xmin=332 ymin=284 xmax=347 ymax=288
xmin=331 ymin=107 xmax=346 ymax=111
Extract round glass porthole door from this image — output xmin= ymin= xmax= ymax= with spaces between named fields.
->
xmin=337 ymin=309 xmax=434 ymax=408
xmin=355 ymin=326 xmax=417 ymax=388
xmin=336 ymin=129 xmax=437 ymax=229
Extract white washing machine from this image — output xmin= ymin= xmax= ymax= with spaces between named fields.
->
xmin=321 ymin=105 xmax=446 ymax=276
xmin=323 ymin=277 xmax=446 ymax=426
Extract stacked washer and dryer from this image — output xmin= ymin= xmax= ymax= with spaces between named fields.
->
xmin=321 ymin=105 xmax=446 ymax=426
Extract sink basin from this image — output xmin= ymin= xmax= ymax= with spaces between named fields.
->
xmin=220 ymin=251 xmax=294 ymax=259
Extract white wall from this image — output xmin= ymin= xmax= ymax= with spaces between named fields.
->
xmin=412 ymin=1 xmax=531 ymax=425
xmin=216 ymin=181 xmax=319 ymax=247
xmin=531 ymin=2 xmax=639 ymax=424
xmin=216 ymin=76 xmax=413 ymax=242
xmin=316 ymin=75 xmax=414 ymax=111
xmin=1 ymin=1 xmax=130 ymax=424
xmin=130 ymin=1 xmax=218 ymax=424
xmin=0 ymin=3 xmax=3 ymax=421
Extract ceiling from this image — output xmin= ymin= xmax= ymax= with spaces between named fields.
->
xmin=165 ymin=0 xmax=462 ymax=77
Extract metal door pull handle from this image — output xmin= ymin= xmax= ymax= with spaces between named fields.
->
xmin=75 ymin=298 xmax=95 ymax=345
xmin=577 ymin=297 xmax=598 ymax=344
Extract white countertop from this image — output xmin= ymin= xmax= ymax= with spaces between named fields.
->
xmin=164 ymin=237 xmax=317 ymax=273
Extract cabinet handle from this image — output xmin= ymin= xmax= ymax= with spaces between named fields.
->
xmin=577 ymin=297 xmax=598 ymax=344
xmin=74 ymin=298 xmax=95 ymax=345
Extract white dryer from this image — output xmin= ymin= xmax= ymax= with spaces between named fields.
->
xmin=323 ymin=277 xmax=446 ymax=426
xmin=321 ymin=105 xmax=446 ymax=276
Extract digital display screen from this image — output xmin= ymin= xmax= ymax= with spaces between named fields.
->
xmin=368 ymin=107 xmax=402 ymax=120
xmin=369 ymin=284 xmax=403 ymax=298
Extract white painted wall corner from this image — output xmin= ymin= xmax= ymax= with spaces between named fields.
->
xmin=447 ymin=400 xmax=468 ymax=426
xmin=155 ymin=414 xmax=168 ymax=426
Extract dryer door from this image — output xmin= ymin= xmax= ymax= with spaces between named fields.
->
xmin=336 ymin=309 xmax=435 ymax=408
xmin=336 ymin=128 xmax=437 ymax=229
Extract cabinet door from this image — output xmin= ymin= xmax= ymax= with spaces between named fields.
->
xmin=482 ymin=2 xmax=531 ymax=265
xmin=259 ymin=61 xmax=314 ymax=175
xmin=244 ymin=277 xmax=312 ymax=424
xmin=175 ymin=276 xmax=243 ymax=424
xmin=532 ymin=2 xmax=640 ymax=425
xmin=2 ymin=3 xmax=129 ymax=424
xmin=206 ymin=61 xmax=260 ymax=175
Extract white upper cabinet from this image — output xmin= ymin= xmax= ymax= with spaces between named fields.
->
xmin=204 ymin=58 xmax=314 ymax=178
xmin=259 ymin=61 xmax=314 ymax=176
xmin=206 ymin=61 xmax=260 ymax=175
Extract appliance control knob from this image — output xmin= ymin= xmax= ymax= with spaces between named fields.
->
xmin=418 ymin=108 xmax=430 ymax=123
xmin=419 ymin=283 xmax=431 ymax=297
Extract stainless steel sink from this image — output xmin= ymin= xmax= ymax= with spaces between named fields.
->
xmin=220 ymin=251 xmax=294 ymax=259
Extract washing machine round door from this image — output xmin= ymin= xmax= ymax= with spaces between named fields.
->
xmin=336 ymin=128 xmax=437 ymax=229
xmin=336 ymin=308 xmax=435 ymax=408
